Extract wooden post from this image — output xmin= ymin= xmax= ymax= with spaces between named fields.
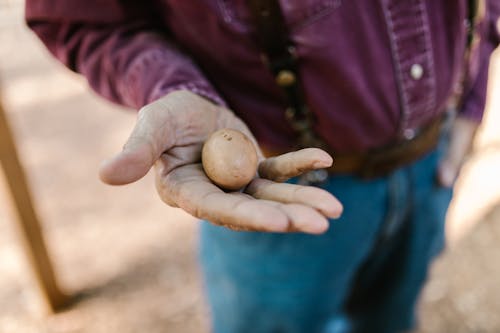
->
xmin=0 ymin=98 xmax=69 ymax=313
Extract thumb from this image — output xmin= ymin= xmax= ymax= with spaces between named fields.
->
xmin=437 ymin=117 xmax=479 ymax=187
xmin=99 ymin=106 xmax=175 ymax=185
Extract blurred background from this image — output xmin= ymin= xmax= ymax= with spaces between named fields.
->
xmin=1 ymin=1 xmax=500 ymax=332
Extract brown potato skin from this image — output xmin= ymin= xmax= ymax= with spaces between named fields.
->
xmin=202 ymin=129 xmax=258 ymax=191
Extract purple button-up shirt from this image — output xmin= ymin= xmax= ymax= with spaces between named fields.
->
xmin=26 ymin=1 xmax=500 ymax=153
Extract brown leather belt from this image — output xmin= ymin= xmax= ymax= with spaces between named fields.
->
xmin=262 ymin=116 xmax=445 ymax=179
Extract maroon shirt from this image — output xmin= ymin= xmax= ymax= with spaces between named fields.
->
xmin=26 ymin=1 xmax=500 ymax=153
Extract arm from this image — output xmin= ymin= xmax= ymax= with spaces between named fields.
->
xmin=437 ymin=0 xmax=499 ymax=187
xmin=26 ymin=1 xmax=342 ymax=233
xmin=26 ymin=1 xmax=225 ymax=108
xmin=460 ymin=0 xmax=500 ymax=121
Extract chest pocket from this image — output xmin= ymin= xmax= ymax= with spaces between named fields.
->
xmin=216 ymin=0 xmax=342 ymax=32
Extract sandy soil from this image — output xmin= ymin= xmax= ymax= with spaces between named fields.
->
xmin=1 ymin=1 xmax=500 ymax=332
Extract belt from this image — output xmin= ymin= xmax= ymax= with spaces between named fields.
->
xmin=261 ymin=115 xmax=445 ymax=180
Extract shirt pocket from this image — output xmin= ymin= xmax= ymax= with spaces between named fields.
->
xmin=216 ymin=0 xmax=342 ymax=32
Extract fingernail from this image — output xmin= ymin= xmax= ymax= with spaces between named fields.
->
xmin=100 ymin=154 xmax=120 ymax=169
xmin=99 ymin=158 xmax=112 ymax=170
xmin=313 ymin=159 xmax=332 ymax=169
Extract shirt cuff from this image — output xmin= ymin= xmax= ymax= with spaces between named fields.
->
xmin=148 ymin=81 xmax=228 ymax=108
xmin=120 ymin=47 xmax=227 ymax=109
xmin=459 ymin=82 xmax=486 ymax=123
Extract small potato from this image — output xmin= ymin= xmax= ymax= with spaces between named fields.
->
xmin=202 ymin=129 xmax=258 ymax=191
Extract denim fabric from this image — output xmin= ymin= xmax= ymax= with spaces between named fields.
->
xmin=199 ymin=142 xmax=452 ymax=333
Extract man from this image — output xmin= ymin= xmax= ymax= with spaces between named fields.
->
xmin=26 ymin=1 xmax=499 ymax=332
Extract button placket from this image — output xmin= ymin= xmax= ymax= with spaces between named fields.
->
xmin=381 ymin=0 xmax=437 ymax=137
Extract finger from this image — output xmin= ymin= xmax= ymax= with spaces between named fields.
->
xmin=263 ymin=202 xmax=330 ymax=234
xmin=155 ymin=164 xmax=291 ymax=232
xmin=436 ymin=160 xmax=457 ymax=188
xmin=437 ymin=117 xmax=478 ymax=187
xmin=246 ymin=178 xmax=343 ymax=218
xmin=100 ymin=105 xmax=175 ymax=185
xmin=258 ymin=148 xmax=333 ymax=182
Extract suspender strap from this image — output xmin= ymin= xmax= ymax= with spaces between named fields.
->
xmin=467 ymin=0 xmax=479 ymax=46
xmin=247 ymin=0 xmax=290 ymax=63
xmin=449 ymin=0 xmax=482 ymax=110
xmin=247 ymin=0 xmax=323 ymax=148
xmin=247 ymin=0 xmax=481 ymax=148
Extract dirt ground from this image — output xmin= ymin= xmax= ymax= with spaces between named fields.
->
xmin=1 ymin=1 xmax=500 ymax=332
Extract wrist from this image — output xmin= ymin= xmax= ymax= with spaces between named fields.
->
xmin=149 ymin=82 xmax=227 ymax=108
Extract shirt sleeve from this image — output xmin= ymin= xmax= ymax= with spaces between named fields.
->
xmin=25 ymin=0 xmax=226 ymax=109
xmin=460 ymin=0 xmax=500 ymax=121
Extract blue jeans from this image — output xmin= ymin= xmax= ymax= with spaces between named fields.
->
xmin=199 ymin=142 xmax=452 ymax=333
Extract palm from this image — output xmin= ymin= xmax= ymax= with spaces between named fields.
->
xmin=101 ymin=91 xmax=343 ymax=234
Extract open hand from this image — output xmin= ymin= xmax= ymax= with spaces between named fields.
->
xmin=99 ymin=90 xmax=343 ymax=234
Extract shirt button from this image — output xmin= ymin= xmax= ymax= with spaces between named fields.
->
xmin=403 ymin=128 xmax=416 ymax=140
xmin=276 ymin=70 xmax=297 ymax=87
xmin=410 ymin=64 xmax=424 ymax=80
